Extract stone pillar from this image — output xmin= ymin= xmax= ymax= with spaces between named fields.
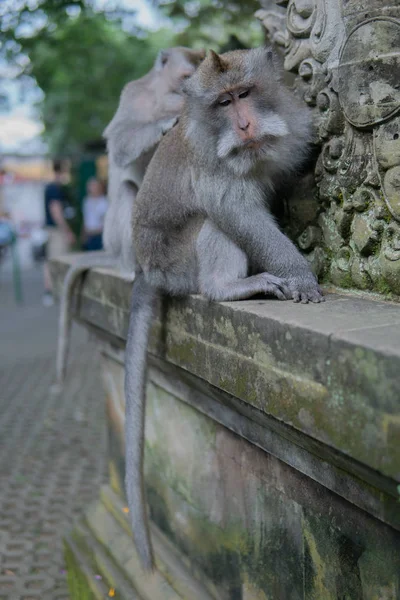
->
xmin=257 ymin=1 xmax=400 ymax=296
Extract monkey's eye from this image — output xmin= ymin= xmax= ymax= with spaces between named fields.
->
xmin=219 ymin=99 xmax=231 ymax=107
xmin=239 ymin=90 xmax=250 ymax=99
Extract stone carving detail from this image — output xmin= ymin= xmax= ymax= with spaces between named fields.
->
xmin=257 ymin=1 xmax=400 ymax=295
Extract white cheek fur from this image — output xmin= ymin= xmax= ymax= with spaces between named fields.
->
xmin=217 ymin=130 xmax=239 ymax=159
xmin=259 ymin=112 xmax=289 ymax=137
xmin=216 ymin=111 xmax=289 ymax=160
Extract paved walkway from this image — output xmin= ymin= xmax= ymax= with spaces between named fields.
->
xmin=0 ymin=264 xmax=107 ymax=599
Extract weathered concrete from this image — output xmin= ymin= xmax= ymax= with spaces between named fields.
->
xmin=50 ymin=255 xmax=400 ymax=483
xmin=50 ymin=255 xmax=400 ymax=600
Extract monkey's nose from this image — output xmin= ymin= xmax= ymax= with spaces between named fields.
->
xmin=238 ymin=119 xmax=250 ymax=131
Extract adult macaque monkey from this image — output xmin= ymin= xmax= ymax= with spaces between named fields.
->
xmin=54 ymin=47 xmax=205 ymax=387
xmin=125 ymin=47 xmax=324 ymax=571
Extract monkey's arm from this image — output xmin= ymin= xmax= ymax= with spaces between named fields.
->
xmin=108 ymin=117 xmax=178 ymax=168
xmin=208 ymin=201 xmax=323 ymax=303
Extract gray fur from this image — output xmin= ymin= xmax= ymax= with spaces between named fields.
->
xmin=125 ymin=47 xmax=324 ymax=571
xmin=124 ymin=272 xmax=157 ymax=571
xmin=54 ymin=47 xmax=205 ymax=388
xmin=103 ymin=46 xmax=204 ymax=274
xmin=55 ymin=252 xmax=118 ymax=387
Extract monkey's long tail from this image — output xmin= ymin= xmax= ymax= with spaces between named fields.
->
xmin=124 ymin=271 xmax=158 ymax=571
xmin=55 ymin=253 xmax=118 ymax=388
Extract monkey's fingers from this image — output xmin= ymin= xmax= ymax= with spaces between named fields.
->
xmin=264 ymin=283 xmax=289 ymax=301
xmin=294 ymin=290 xmax=325 ymax=303
xmin=306 ymin=285 xmax=325 ymax=303
xmin=288 ymin=277 xmax=325 ymax=304
xmin=258 ymin=273 xmax=291 ymax=300
xmin=311 ymin=292 xmax=325 ymax=303
xmin=280 ymin=283 xmax=292 ymax=300
xmin=162 ymin=116 xmax=179 ymax=135
xmin=292 ymin=291 xmax=301 ymax=303
xmin=316 ymin=285 xmax=326 ymax=302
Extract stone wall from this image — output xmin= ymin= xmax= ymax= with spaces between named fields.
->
xmin=257 ymin=1 xmax=400 ymax=297
xmin=50 ymin=257 xmax=400 ymax=599
xmin=105 ymin=354 xmax=400 ymax=599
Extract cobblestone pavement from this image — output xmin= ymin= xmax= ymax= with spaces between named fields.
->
xmin=0 ymin=266 xmax=107 ymax=599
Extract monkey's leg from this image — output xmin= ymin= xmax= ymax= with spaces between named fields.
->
xmin=197 ymin=220 xmax=291 ymax=301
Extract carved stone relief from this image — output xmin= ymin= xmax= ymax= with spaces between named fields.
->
xmin=257 ymin=1 xmax=400 ymax=296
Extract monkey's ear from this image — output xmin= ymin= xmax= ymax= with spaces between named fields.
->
xmin=155 ymin=49 xmax=170 ymax=71
xmin=207 ymin=49 xmax=227 ymax=73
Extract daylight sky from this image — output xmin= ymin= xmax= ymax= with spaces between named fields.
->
xmin=112 ymin=0 xmax=162 ymax=29
xmin=0 ymin=0 xmax=162 ymax=154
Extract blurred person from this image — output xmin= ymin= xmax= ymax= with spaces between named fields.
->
xmin=0 ymin=211 xmax=15 ymax=263
xmin=43 ymin=160 xmax=76 ymax=306
xmin=81 ymin=178 xmax=108 ymax=252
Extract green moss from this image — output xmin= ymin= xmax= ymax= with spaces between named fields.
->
xmin=333 ymin=271 xmax=354 ymax=289
xmin=167 ymin=338 xmax=197 ymax=365
xmin=375 ymin=279 xmax=394 ymax=297
xmin=145 ymin=444 xmax=195 ymax=506
xmin=146 ymin=476 xmax=297 ymax=597
xmin=147 ymin=485 xmax=177 ymax=543
xmin=219 ymin=373 xmax=258 ymax=404
xmin=64 ymin=542 xmax=98 ymax=600
xmin=323 ymin=246 xmax=334 ymax=261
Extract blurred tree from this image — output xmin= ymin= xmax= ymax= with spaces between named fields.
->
xmin=155 ymin=0 xmax=263 ymax=50
xmin=24 ymin=14 xmax=164 ymax=155
xmin=0 ymin=1 xmax=175 ymax=154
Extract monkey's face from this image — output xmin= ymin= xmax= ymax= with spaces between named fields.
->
xmin=184 ymin=48 xmax=293 ymax=174
xmin=160 ymin=48 xmax=205 ymax=96
xmin=214 ymin=87 xmax=289 ymax=163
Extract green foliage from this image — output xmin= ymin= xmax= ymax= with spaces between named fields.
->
xmin=25 ymin=14 xmax=157 ymax=155
xmin=156 ymin=0 xmax=264 ymax=50
xmin=0 ymin=1 xmax=174 ymax=155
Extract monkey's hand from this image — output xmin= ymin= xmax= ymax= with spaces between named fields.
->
xmin=287 ymin=272 xmax=324 ymax=304
xmin=161 ymin=116 xmax=179 ymax=136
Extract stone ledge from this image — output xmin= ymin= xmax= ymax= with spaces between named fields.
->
xmin=49 ymin=254 xmax=400 ymax=488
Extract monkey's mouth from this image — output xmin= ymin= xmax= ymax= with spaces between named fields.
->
xmin=218 ymin=133 xmax=272 ymax=160
xmin=242 ymin=133 xmax=277 ymax=150
xmin=242 ymin=140 xmax=263 ymax=150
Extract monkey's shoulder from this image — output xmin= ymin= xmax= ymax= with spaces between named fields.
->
xmin=143 ymin=125 xmax=191 ymax=179
xmin=159 ymin=123 xmax=190 ymax=157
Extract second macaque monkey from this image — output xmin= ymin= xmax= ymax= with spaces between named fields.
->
xmin=124 ymin=47 xmax=324 ymax=571
xmin=54 ymin=47 xmax=205 ymax=387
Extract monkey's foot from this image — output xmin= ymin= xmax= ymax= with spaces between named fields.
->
xmin=288 ymin=275 xmax=325 ymax=304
